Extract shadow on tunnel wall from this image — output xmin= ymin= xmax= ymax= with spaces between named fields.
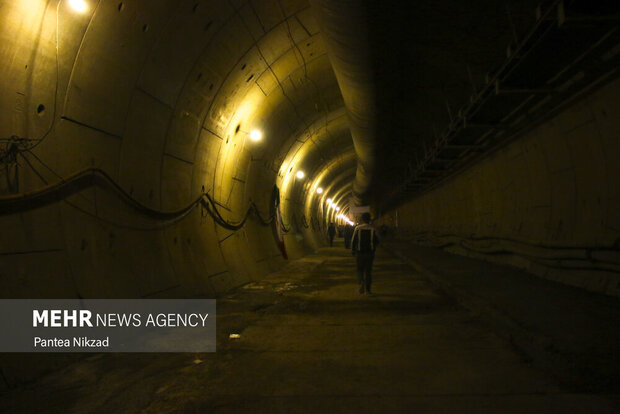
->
xmin=378 ymin=77 xmax=620 ymax=298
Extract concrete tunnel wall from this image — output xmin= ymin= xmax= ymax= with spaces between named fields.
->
xmin=0 ymin=0 xmax=355 ymax=300
xmin=0 ymin=0 xmax=361 ymax=384
xmin=379 ymin=77 xmax=620 ymax=298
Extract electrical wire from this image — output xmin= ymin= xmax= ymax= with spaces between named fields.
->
xmin=3 ymin=159 xmax=276 ymax=232
xmin=400 ymin=230 xmax=620 ymax=273
xmin=4 ymin=4 xmax=322 ymax=234
xmin=300 ymin=213 xmax=309 ymax=229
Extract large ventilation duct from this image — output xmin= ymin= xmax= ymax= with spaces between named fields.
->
xmin=309 ymin=0 xmax=376 ymax=205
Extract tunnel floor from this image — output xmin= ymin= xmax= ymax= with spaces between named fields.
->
xmin=2 ymin=243 xmax=619 ymax=413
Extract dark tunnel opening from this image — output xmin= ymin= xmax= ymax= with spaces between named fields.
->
xmin=0 ymin=0 xmax=619 ymax=412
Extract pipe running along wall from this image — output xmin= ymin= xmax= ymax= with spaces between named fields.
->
xmin=308 ymin=0 xmax=377 ymax=205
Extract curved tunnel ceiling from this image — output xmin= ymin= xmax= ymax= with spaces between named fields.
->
xmin=0 ymin=0 xmax=359 ymax=299
xmin=278 ymin=110 xmax=352 ymax=204
xmin=1 ymin=0 xmax=619 ymax=394
xmin=1 ymin=0 xmax=604 ymax=300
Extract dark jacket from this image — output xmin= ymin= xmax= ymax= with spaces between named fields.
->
xmin=327 ymin=224 xmax=336 ymax=238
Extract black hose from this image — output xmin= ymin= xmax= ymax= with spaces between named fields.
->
xmin=0 ymin=167 xmax=275 ymax=232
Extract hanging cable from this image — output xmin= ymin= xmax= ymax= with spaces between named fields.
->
xmin=300 ymin=213 xmax=309 ymax=229
xmin=1 ymin=161 xmax=276 ymax=233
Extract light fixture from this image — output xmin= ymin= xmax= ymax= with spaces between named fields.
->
xmin=296 ymin=171 xmax=305 ymax=179
xmin=335 ymin=206 xmax=341 ymax=211
xmin=249 ymin=129 xmax=262 ymax=142
xmin=326 ymin=198 xmax=332 ymax=204
xmin=69 ymin=0 xmax=88 ymax=13
xmin=316 ymin=187 xmax=323 ymax=194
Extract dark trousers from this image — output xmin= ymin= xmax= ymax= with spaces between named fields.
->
xmin=356 ymin=253 xmax=374 ymax=293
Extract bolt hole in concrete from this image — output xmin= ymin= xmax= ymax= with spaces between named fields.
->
xmin=204 ymin=20 xmax=212 ymax=31
xmin=192 ymin=3 xmax=199 ymax=13
xmin=246 ymin=74 xmax=254 ymax=82
xmin=36 ymin=104 xmax=45 ymax=115
xmin=117 ymin=2 xmax=123 ymax=12
xmin=235 ymin=123 xmax=241 ymax=134
xmin=241 ymin=63 xmax=246 ymax=70
xmin=142 ymin=24 xmax=149 ymax=32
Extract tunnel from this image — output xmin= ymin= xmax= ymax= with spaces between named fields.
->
xmin=0 ymin=0 xmax=619 ymax=412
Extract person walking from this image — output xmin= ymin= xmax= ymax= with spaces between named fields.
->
xmin=327 ymin=222 xmax=336 ymax=247
xmin=351 ymin=213 xmax=379 ymax=295
xmin=344 ymin=224 xmax=354 ymax=249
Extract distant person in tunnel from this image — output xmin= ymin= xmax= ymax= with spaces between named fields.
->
xmin=344 ymin=223 xmax=354 ymax=249
xmin=351 ymin=213 xmax=379 ymax=295
xmin=327 ymin=222 xmax=336 ymax=247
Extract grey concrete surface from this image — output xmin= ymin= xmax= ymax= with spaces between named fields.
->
xmin=1 ymin=0 xmax=618 ymax=387
xmin=1 ymin=246 xmax=618 ymax=413
xmin=387 ymin=241 xmax=620 ymax=394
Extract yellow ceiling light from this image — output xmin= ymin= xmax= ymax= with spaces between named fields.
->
xmin=326 ymin=198 xmax=332 ymax=204
xmin=316 ymin=187 xmax=323 ymax=194
xmin=69 ymin=0 xmax=88 ymax=13
xmin=296 ymin=171 xmax=305 ymax=179
xmin=249 ymin=129 xmax=262 ymax=142
xmin=335 ymin=206 xmax=341 ymax=211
